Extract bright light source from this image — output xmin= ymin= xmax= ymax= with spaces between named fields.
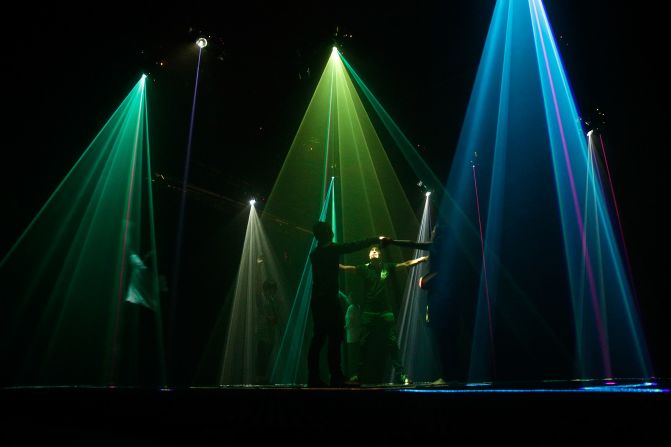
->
xmin=196 ymin=38 xmax=208 ymax=49
xmin=141 ymin=74 xmax=147 ymax=79
xmin=587 ymin=130 xmax=594 ymax=137
xmin=332 ymin=46 xmax=338 ymax=55
xmin=425 ymin=191 xmax=431 ymax=197
xmin=249 ymin=199 xmax=256 ymax=206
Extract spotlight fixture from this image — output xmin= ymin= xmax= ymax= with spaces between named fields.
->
xmin=196 ymin=38 xmax=208 ymax=49
xmin=249 ymin=199 xmax=256 ymax=206
xmin=425 ymin=191 xmax=432 ymax=197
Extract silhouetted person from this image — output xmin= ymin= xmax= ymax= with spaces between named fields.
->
xmin=125 ymin=251 xmax=156 ymax=310
xmin=256 ymin=279 xmax=285 ymax=384
xmin=340 ymin=245 xmax=428 ymax=385
xmin=340 ymin=290 xmax=360 ymax=381
xmin=308 ymin=221 xmax=390 ymax=387
xmin=419 ymin=222 xmax=477 ymax=384
xmin=122 ymin=250 xmax=167 ymax=387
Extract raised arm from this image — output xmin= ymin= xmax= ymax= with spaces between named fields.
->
xmin=396 ymin=255 xmax=429 ymax=269
xmin=339 ymin=263 xmax=357 ymax=272
xmin=390 ymin=240 xmax=432 ymax=250
xmin=333 ymin=236 xmax=393 ymax=255
xmin=338 ymin=290 xmax=352 ymax=306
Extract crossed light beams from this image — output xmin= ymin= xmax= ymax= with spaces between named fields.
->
xmin=434 ymin=0 xmax=650 ymax=381
xmin=397 ymin=194 xmax=441 ymax=383
xmin=257 ymin=49 xmax=423 ymax=385
xmin=218 ymin=0 xmax=650 ymax=386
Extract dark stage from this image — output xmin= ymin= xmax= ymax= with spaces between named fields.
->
xmin=2 ymin=379 xmax=668 ymax=443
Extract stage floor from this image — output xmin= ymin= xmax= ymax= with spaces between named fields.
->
xmin=2 ymin=378 xmax=668 ymax=443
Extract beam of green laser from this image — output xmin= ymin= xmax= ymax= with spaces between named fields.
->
xmin=340 ymin=50 xmax=532 ymax=297
xmin=2 ymin=77 xmax=164 ymax=386
xmin=339 ymin=52 xmax=443 ymax=196
xmin=1 ymin=89 xmax=137 ymax=268
xmin=142 ymin=82 xmax=167 ymax=387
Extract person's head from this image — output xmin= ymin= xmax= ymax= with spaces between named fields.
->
xmin=142 ymin=250 xmax=155 ymax=265
xmin=312 ymin=221 xmax=333 ymax=244
xmin=263 ymin=279 xmax=277 ymax=297
xmin=368 ymin=245 xmax=381 ymax=261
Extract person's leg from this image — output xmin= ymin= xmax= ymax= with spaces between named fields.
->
xmin=347 ymin=342 xmax=360 ymax=380
xmin=256 ymin=341 xmax=270 ymax=384
xmin=308 ymin=332 xmax=327 ymax=385
xmin=442 ymin=305 xmax=462 ymax=382
xmin=327 ymin=324 xmax=345 ymax=385
xmin=314 ymin=298 xmax=343 ymax=386
xmin=308 ymin=321 xmax=328 ymax=386
xmin=384 ymin=315 xmax=409 ymax=384
xmin=357 ymin=313 xmax=373 ymax=384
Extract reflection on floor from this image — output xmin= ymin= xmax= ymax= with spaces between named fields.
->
xmin=2 ymin=378 xmax=668 ymax=442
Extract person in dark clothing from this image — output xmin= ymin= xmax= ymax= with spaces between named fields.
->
xmin=340 ymin=245 xmax=429 ymax=385
xmin=308 ymin=221 xmax=390 ymax=387
xmin=418 ymin=223 xmax=477 ymax=384
xmin=341 ymin=290 xmax=361 ymax=381
xmin=122 ymin=250 xmax=168 ymax=387
xmin=256 ymin=279 xmax=286 ymax=384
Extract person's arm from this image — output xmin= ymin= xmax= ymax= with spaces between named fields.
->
xmin=390 ymin=240 xmax=432 ymax=250
xmin=339 ymin=263 xmax=356 ymax=272
xmin=333 ymin=236 xmax=392 ymax=255
xmin=338 ymin=290 xmax=352 ymax=306
xmin=396 ymin=255 xmax=429 ymax=269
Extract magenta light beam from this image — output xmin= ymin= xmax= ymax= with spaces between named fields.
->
xmin=597 ymin=134 xmax=634 ymax=283
xmin=472 ymin=164 xmax=496 ymax=377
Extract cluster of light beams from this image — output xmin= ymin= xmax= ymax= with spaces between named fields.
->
xmin=0 ymin=77 xmax=165 ymax=387
xmin=434 ymin=0 xmax=651 ymax=382
xmin=260 ymin=49 xmax=424 ymax=385
xmin=219 ymin=204 xmax=289 ymax=385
